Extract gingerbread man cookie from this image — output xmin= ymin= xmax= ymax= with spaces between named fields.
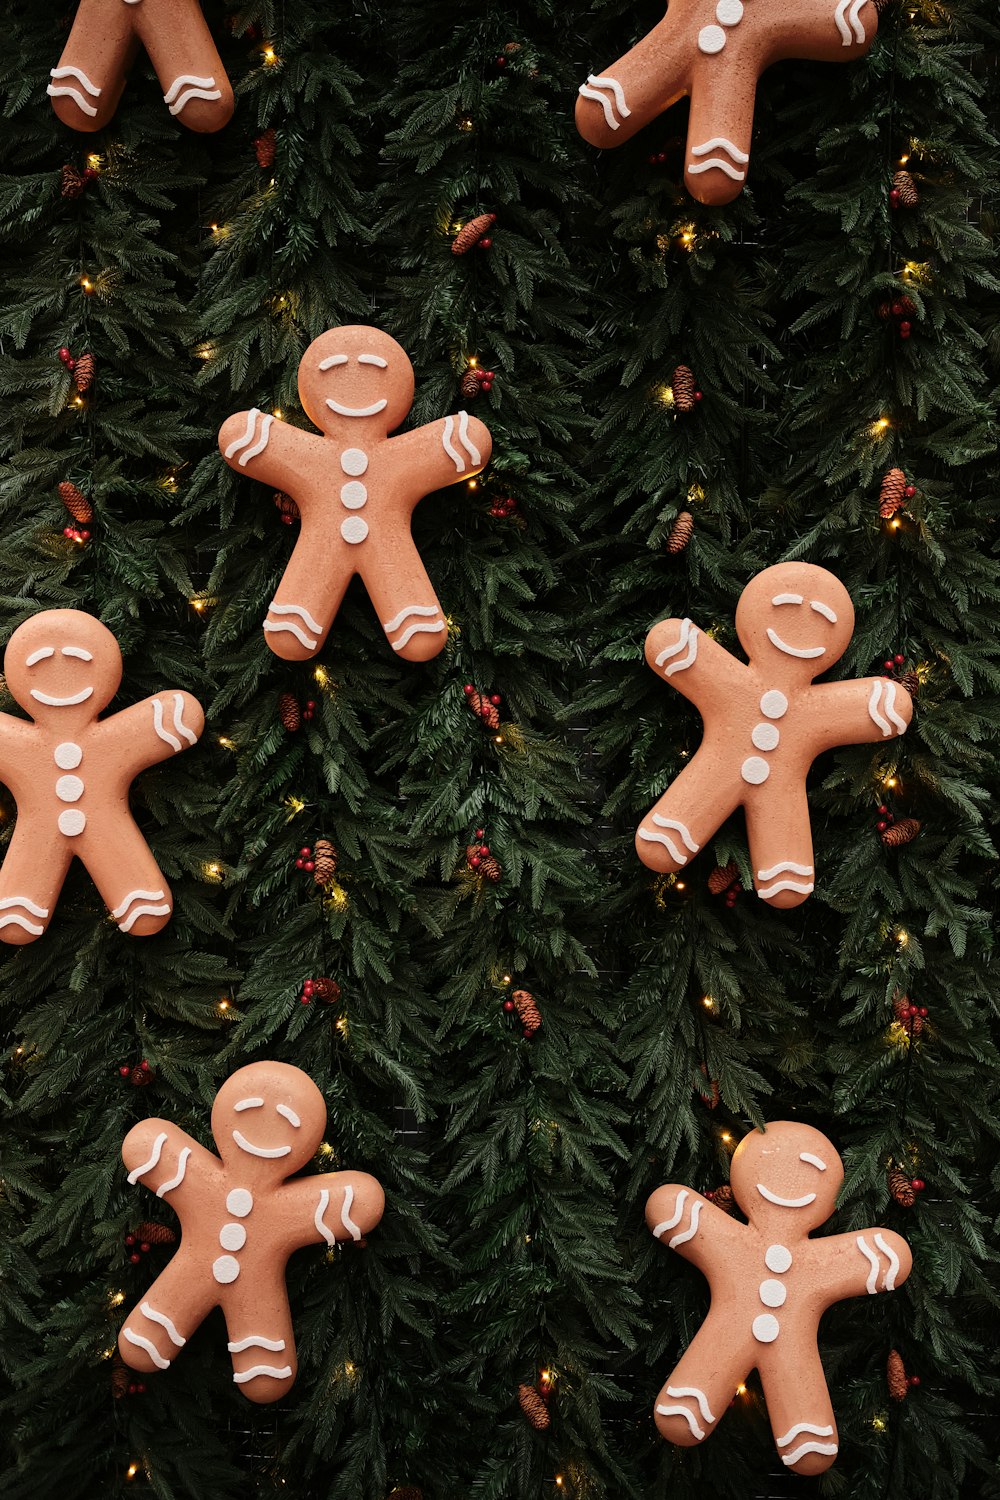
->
xmin=119 ymin=1061 xmax=385 ymax=1403
xmin=48 ymin=0 xmax=234 ymax=134
xmin=0 ymin=609 xmax=204 ymax=943
xmin=576 ymin=0 xmax=877 ymax=204
xmin=647 ymin=1121 xmax=912 ymax=1475
xmin=218 ymin=325 xmax=492 ymax=663
xmin=635 ymin=562 xmax=912 ymax=907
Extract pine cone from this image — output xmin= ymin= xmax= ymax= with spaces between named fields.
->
xmin=452 ymin=213 xmax=496 ymax=255
xmin=129 ymin=1063 xmax=154 ymax=1087
xmin=111 ymin=1353 xmax=130 ymax=1399
xmin=273 ymin=490 xmax=300 ymax=525
xmin=707 ymin=862 xmax=738 ymax=896
xmin=893 ymin=994 xmax=924 ymax=1037
xmin=61 ymin=164 xmax=85 ymax=198
xmin=512 ymin=989 xmax=542 ymax=1036
xmin=312 ymin=977 xmax=341 ymax=1005
xmin=73 ymin=353 xmax=96 ymax=393
xmin=665 ymin=510 xmax=694 ymax=555
xmin=711 ymin=1184 xmax=735 ymax=1215
xmin=479 ymin=853 xmax=502 ymax=884
xmin=895 ymin=295 xmax=917 ymax=319
xmin=460 ymin=369 xmax=481 ymax=400
xmin=879 ymin=468 xmax=907 ymax=518
xmin=888 ymin=1166 xmax=916 ymax=1208
xmin=882 ymin=818 xmax=920 ymax=849
xmin=893 ymin=170 xmax=919 ymax=207
xmin=517 ymin=1383 xmax=550 ymax=1430
xmin=313 ymin=838 xmax=338 ymax=886
xmin=887 ymin=1348 xmax=908 ymax=1401
xmin=255 ymin=128 xmax=276 ymax=169
xmin=58 ymin=481 xmax=94 ymax=524
xmin=278 ymin=692 xmax=302 ymax=732
xmin=467 ymin=691 xmax=500 ymax=730
xmin=671 ymin=365 xmax=697 ymax=412
xmin=899 ymin=669 xmax=919 ymax=700
xmin=135 ymin=1221 xmax=177 ymax=1246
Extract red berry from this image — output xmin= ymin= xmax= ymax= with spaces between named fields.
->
xmin=469 ymin=856 xmax=481 ymax=869
xmin=495 ymin=55 xmax=506 ymax=66
xmin=484 ymin=371 xmax=495 ymax=381
xmin=889 ymin=188 xmax=901 ymax=208
xmin=503 ymin=999 xmax=515 ymax=1013
xmin=912 ymin=1178 xmax=925 ymax=1191
xmin=878 ymin=805 xmax=888 ymax=816
xmin=136 ymin=1382 xmax=146 ymax=1394
xmin=129 ymin=1252 xmax=141 ymax=1264
xmin=478 ymin=237 xmax=492 ymax=249
xmin=304 ymin=860 xmax=315 ymax=872
xmin=479 ymin=845 xmax=490 ymax=856
xmin=647 ymin=154 xmax=657 ymax=166
xmin=119 ymin=1065 xmax=130 ymax=1077
xmin=904 ymin=485 xmax=916 ymax=499
xmin=919 ymin=1006 xmax=928 ymax=1016
xmin=128 ymin=1384 xmax=138 ymax=1396
xmin=481 ymin=381 xmax=493 ymax=393
xmin=463 ymin=684 xmax=474 ymax=695
xmin=908 ymin=1375 xmax=921 ymax=1387
xmin=306 ymin=700 xmax=316 ymax=710
xmin=694 ymin=390 xmax=702 ymax=402
xmin=656 ymin=152 xmax=667 ymax=164
xmin=58 ymin=347 xmax=72 ymax=362
xmin=140 ymin=1060 xmax=150 ymax=1071
xmin=295 ymin=858 xmax=305 ymax=869
xmin=475 ymin=828 xmax=484 ymax=839
xmin=140 ymin=1242 xmax=150 ymax=1254
xmin=301 ymin=995 xmax=310 ymax=1004
xmin=907 ymin=1004 xmax=918 ymax=1017
xmin=124 ymin=1234 xmax=136 ymax=1246
xmin=877 ymin=821 xmax=888 ymax=833
xmin=884 ymin=661 xmax=894 ymax=672
xmin=894 ymin=653 xmax=904 ymax=665
xmin=489 ymin=693 xmax=501 ymax=706
xmin=891 ymin=301 xmax=904 ymax=317
xmin=899 ymin=322 xmax=911 ymax=338
xmin=299 ymin=847 xmax=311 ymax=857
xmin=80 ymin=529 xmax=90 ymax=540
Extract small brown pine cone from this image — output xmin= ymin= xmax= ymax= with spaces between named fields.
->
xmin=503 ymin=41 xmax=522 ymax=54
xmin=313 ymin=838 xmax=338 ymax=886
xmin=888 ymin=1166 xmax=916 ymax=1208
xmin=73 ymin=353 xmax=96 ymax=393
xmin=893 ymin=994 xmax=924 ymax=1037
xmin=711 ymin=1185 xmax=735 ymax=1215
xmin=255 ymin=128 xmax=276 ymax=169
xmin=312 ymin=977 xmax=341 ymax=1005
xmin=896 ymin=295 xmax=917 ymax=319
xmin=61 ymin=164 xmax=85 ymax=198
xmin=887 ymin=1348 xmax=909 ymax=1401
xmin=517 ymin=1383 xmax=551 ymax=1430
xmin=130 ymin=1065 xmax=154 ymax=1087
xmin=893 ymin=170 xmax=919 ymax=207
xmin=58 ymin=481 xmax=94 ymax=524
xmin=135 ymin=1221 xmax=177 ymax=1246
xmin=671 ymin=364 xmax=696 ymax=412
xmin=707 ymin=862 xmax=738 ymax=896
xmin=512 ymin=989 xmax=542 ymax=1036
xmin=467 ymin=691 xmax=500 ymax=730
xmin=111 ymin=1353 xmax=130 ymax=1399
xmin=879 ymin=468 xmax=907 ymax=518
xmin=665 ymin=510 xmax=694 ymax=555
xmin=899 ymin=670 xmax=919 ymax=700
xmin=882 ymin=817 xmax=921 ymax=849
xmin=273 ymin=490 xmax=300 ymax=524
xmin=479 ymin=853 xmax=502 ymax=884
xmin=460 ymin=369 xmax=481 ymax=400
xmin=278 ymin=692 xmax=302 ymax=732
xmin=452 ymin=213 xmax=496 ymax=255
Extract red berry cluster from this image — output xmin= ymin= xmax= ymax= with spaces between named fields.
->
xmin=898 ymin=999 xmax=929 ymax=1027
xmin=472 ymin=367 xmax=495 ymax=395
xmin=463 ymin=684 xmax=502 ymax=719
xmin=302 ymin=699 xmax=316 ymax=724
xmin=123 ymin=1230 xmax=158 ymax=1267
xmin=467 ymin=829 xmax=491 ymax=870
xmin=911 ymin=1177 xmax=926 ymax=1195
xmin=489 ymin=494 xmax=519 ymax=520
xmin=58 ymin=346 xmax=77 ymax=373
xmin=301 ymin=978 xmax=317 ymax=1004
xmin=295 ymin=845 xmax=316 ymax=874
xmin=62 ymin=523 xmax=91 ymax=544
xmin=882 ymin=650 xmax=909 ymax=679
xmin=906 ymin=1373 xmax=921 ymax=1389
xmin=721 ymin=874 xmax=741 ymax=910
xmin=877 ymin=295 xmax=916 ymax=340
xmin=118 ymin=1059 xmax=154 ymax=1086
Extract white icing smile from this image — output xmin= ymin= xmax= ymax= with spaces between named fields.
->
xmin=325 ymin=398 xmax=388 ymax=418
xmin=765 ymin=628 xmax=826 ymax=660
xmin=756 ymin=1183 xmax=817 ymax=1208
xmin=30 ymin=686 xmax=94 ymax=706
xmin=232 ymin=1130 xmax=292 ymax=1159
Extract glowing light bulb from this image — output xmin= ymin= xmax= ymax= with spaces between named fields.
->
xmin=702 ymin=995 xmax=715 ymax=1010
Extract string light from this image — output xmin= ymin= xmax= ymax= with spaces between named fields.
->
xmin=126 ymin=1463 xmax=139 ymax=1480
xmin=872 ymin=1414 xmax=887 ymax=1432
xmin=675 ymin=880 xmax=686 ymax=891
xmin=273 ymin=408 xmax=283 ymax=419
xmin=108 ymin=1289 xmax=125 ymax=1308
xmin=466 ymin=478 xmax=478 ymax=490
xmin=687 ymin=483 xmax=705 ymax=503
xmin=702 ymin=995 xmax=715 ymax=1011
xmin=203 ymin=862 xmax=223 ymax=882
xmin=721 ymin=1132 xmax=732 ymax=1143
xmin=736 ymin=1383 xmax=747 ymax=1395
xmin=217 ymin=998 xmax=230 ymax=1013
xmin=80 ymin=276 xmax=93 ymax=293
xmin=313 ymin=665 xmax=330 ymax=688
xmin=284 ymin=795 xmax=306 ymax=816
xmin=263 ymin=45 xmax=279 ymax=65
xmin=456 ymin=114 xmax=475 ymax=132
xmin=678 ymin=224 xmax=696 ymax=249
xmin=86 ymin=153 xmax=101 ymax=170
xmin=217 ymin=735 xmax=235 ymax=749
xmin=656 ymin=384 xmax=676 ymax=408
xmin=896 ymin=929 xmax=910 ymax=948
xmin=319 ymin=1141 xmax=334 ymax=1157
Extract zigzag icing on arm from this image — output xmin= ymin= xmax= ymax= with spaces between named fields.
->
xmin=140 ymin=1302 xmax=186 ymax=1348
xmin=651 ymin=1189 xmax=687 ymax=1239
xmin=656 ymin=1403 xmax=705 ymax=1441
xmin=666 ymin=1386 xmax=716 ymax=1425
xmin=156 ymin=1147 xmax=191 ymax=1197
xmin=341 ymin=1184 xmax=362 ymax=1240
xmin=441 ymin=415 xmax=464 ymax=471
xmin=456 ymin=410 xmax=482 ymax=467
xmin=122 ymin=1327 xmax=171 ymax=1369
xmin=668 ymin=1198 xmax=702 ymax=1249
xmin=314 ymin=1188 xmax=335 ymax=1245
xmin=233 ymin=1364 xmax=293 ymax=1384
xmin=228 ymin=1335 xmax=286 ymax=1353
xmin=127 ymin=1132 xmax=168 ymax=1184
xmin=172 ymin=694 xmax=198 ymax=746
xmin=152 ymin=698 xmax=182 ymax=752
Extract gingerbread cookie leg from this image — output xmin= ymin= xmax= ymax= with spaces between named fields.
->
xmin=682 ymin=55 xmax=757 ymax=206
xmin=359 ymin=541 xmax=448 ymax=664
xmin=120 ymin=1253 xmax=217 ymax=1376
xmin=575 ymin=17 xmax=690 ymax=149
xmin=78 ymin=814 xmax=174 ymax=937
xmin=222 ymin=1272 xmax=298 ymax=1404
xmin=47 ymin=4 xmax=136 ymax=131
xmin=653 ymin=1315 xmax=751 ymax=1447
xmin=139 ymin=0 xmax=234 ymax=133
xmin=757 ymin=1340 xmax=839 ymax=1477
xmin=636 ymin=756 xmax=742 ymax=875
xmin=743 ymin=777 xmax=815 ymax=909
xmin=0 ymin=823 xmax=71 ymax=945
xmin=263 ymin=536 xmax=352 ymax=662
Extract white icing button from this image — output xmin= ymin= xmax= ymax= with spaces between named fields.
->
xmin=716 ymin=0 xmax=743 ymax=22
xmin=760 ymin=690 xmax=788 ymax=720
xmin=54 ymin=741 xmax=82 ymax=770
xmin=765 ymin=1244 xmax=793 ymax=1273
xmin=226 ymin=1188 xmax=254 ymax=1218
xmin=741 ymin=756 xmax=770 ymax=785
xmin=340 ymin=448 xmax=369 ymax=476
xmin=213 ymin=1255 xmax=241 ymax=1285
xmin=698 ymin=23 xmax=727 ymax=53
xmin=340 ymin=481 xmax=368 ymax=509
xmin=219 ymin=1222 xmax=247 ymax=1252
xmin=58 ymin=809 xmax=86 ymax=837
xmin=752 ymin=1313 xmax=780 ymax=1343
xmin=758 ymin=1278 xmax=787 ymax=1308
xmin=340 ymin=516 xmax=369 ymax=545
xmin=55 ymin=774 xmax=84 ymax=803
xmin=751 ymin=723 xmax=780 ymax=753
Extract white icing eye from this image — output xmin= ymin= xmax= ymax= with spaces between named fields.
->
xmin=234 ymin=1097 xmax=264 ymax=1112
xmin=26 ymin=647 xmax=55 ymax=666
xmin=698 ymin=24 xmax=727 ymax=53
xmin=810 ymin=600 xmax=838 ymax=623
xmin=357 ymin=354 xmax=388 ymax=367
xmin=61 ymin=646 xmax=93 ymax=660
xmin=771 ymin=594 xmax=803 ymax=607
xmin=799 ymin=1152 xmax=827 ymax=1171
xmin=318 ymin=354 xmax=348 ymax=370
xmin=275 ymin=1103 xmax=301 ymax=1128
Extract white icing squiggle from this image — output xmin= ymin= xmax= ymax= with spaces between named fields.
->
xmin=578 ymin=74 xmax=631 ymax=131
xmin=757 ymin=862 xmax=813 ymax=882
xmin=113 ymin=889 xmax=165 ymax=919
xmin=799 ymin=1153 xmax=827 ymax=1171
xmin=127 ymin=1132 xmax=168 ymax=1184
xmin=383 ymin=604 xmax=439 ymax=634
xmin=654 ymin=619 xmax=699 ymax=677
xmin=667 ymin=1386 xmax=716 ymax=1425
xmin=263 ymin=618 xmax=318 ymax=650
xmin=756 ymin=1184 xmax=816 ymax=1208
xmin=392 ymin=620 xmax=445 ymax=651
xmin=156 ymin=1147 xmax=191 ymax=1197
xmin=834 ymin=0 xmax=867 ymax=45
xmin=341 ymin=1184 xmax=362 ymax=1241
xmin=0 ymin=896 xmax=49 ymax=916
xmin=757 ymin=880 xmax=814 ymax=899
xmin=457 ymin=410 xmax=481 ymax=467
xmin=810 ymin=599 xmax=838 ymax=622
xmin=640 ymin=813 xmax=700 ymax=864
xmin=690 ymin=137 xmax=749 ymax=165
xmin=48 ymin=66 xmax=102 ymax=118
xmin=119 ymin=902 xmax=171 ymax=932
xmin=232 ymin=1130 xmax=292 ymax=1159
xmin=163 ymin=75 xmax=223 ymax=116
xmin=30 ymin=686 xmax=93 ymax=706
xmin=875 ymin=1232 xmax=900 ymax=1290
xmin=441 ymin=415 xmax=463 ymax=471
xmin=122 ymin=1327 xmax=170 ymax=1369
xmin=766 ymin=628 xmax=825 ymax=659
xmin=777 ymin=1422 xmax=835 ymax=1448
xmin=669 ymin=1199 xmax=702 ymax=1249
xmin=268 ymin=602 xmax=322 ymax=635
xmin=656 ymin=1403 xmax=705 ymax=1441
xmin=225 ymin=408 xmax=273 ymax=467
xmin=172 ymin=694 xmax=198 ymax=746
xmin=315 ymin=1188 xmax=335 ymax=1246
xmin=652 ymin=1189 xmax=688 ymax=1239
xmin=152 ymin=698 xmax=182 ymax=753
xmin=325 ymin=397 xmax=387 ymax=418
xmin=228 ymin=1335 xmax=286 ymax=1353
xmin=688 ymin=157 xmax=745 ymax=182
xmin=782 ymin=1440 xmax=839 ymax=1466
xmin=233 ymin=1364 xmax=293 ymax=1384
xmin=0 ymin=913 xmax=45 ymax=936
xmin=140 ymin=1302 xmax=186 ymax=1347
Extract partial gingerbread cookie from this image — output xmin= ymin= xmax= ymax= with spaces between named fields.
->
xmin=647 ymin=1121 xmax=912 ymax=1475
xmin=0 ymin=609 xmax=204 ymax=943
xmin=48 ymin=0 xmax=234 ymax=134
xmin=635 ymin=562 xmax=912 ymax=907
xmin=218 ymin=325 xmax=492 ymax=663
xmin=119 ymin=1061 xmax=385 ymax=1403
xmin=576 ymin=0 xmax=877 ymax=204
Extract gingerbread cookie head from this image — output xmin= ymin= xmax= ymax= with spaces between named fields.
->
xmin=4 ymin=610 xmax=123 ymax=727
xmin=729 ymin=1120 xmax=844 ymax=1233
xmin=212 ymin=1062 xmax=327 ymax=1183
xmin=297 ymin=326 xmax=415 ymax=440
xmin=734 ymin=563 xmax=855 ymax=684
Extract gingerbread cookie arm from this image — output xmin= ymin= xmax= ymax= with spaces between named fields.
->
xmin=757 ymin=1336 xmax=839 ymax=1476
xmin=358 ymin=539 xmax=449 ymax=663
xmin=120 ymin=1249 xmax=219 ymax=1376
xmin=743 ymin=774 xmax=815 ymax=909
xmin=644 ymin=617 xmax=746 ymax=707
xmin=218 ymin=411 xmax=314 ymax=501
xmin=137 ymin=0 xmax=234 ymax=133
xmin=646 ymin=1184 xmax=743 ymax=1267
xmin=653 ymin=1311 xmax=751 ymax=1448
xmin=810 ymin=1227 xmax=912 ymax=1305
xmin=808 ymin=677 xmax=912 ymax=755
xmin=122 ymin=1119 xmax=218 ymax=1216
xmin=47 ymin=2 xmax=135 ymax=132
xmin=281 ymin=1169 xmax=386 ymax=1253
xmin=222 ymin=1270 xmax=298 ymax=1403
xmin=636 ymin=755 xmax=744 ymax=874
xmin=575 ymin=13 xmax=692 ymax=149
xmin=107 ymin=691 xmax=206 ymax=777
xmin=0 ymin=821 xmax=72 ymax=945
xmin=391 ymin=413 xmax=492 ymax=500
